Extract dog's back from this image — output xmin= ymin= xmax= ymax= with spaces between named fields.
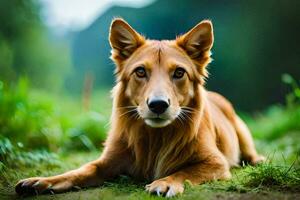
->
xmin=207 ymin=91 xmax=264 ymax=166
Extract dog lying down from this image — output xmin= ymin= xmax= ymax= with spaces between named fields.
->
xmin=15 ymin=18 xmax=264 ymax=197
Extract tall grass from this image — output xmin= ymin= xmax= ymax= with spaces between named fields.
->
xmin=0 ymin=137 xmax=60 ymax=171
xmin=0 ymin=78 xmax=109 ymax=152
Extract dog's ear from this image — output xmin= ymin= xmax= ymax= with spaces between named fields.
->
xmin=177 ymin=20 xmax=213 ymax=60
xmin=109 ymin=18 xmax=145 ymax=61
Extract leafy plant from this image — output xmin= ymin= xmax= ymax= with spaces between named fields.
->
xmin=0 ymin=78 xmax=64 ymax=150
xmin=0 ymin=78 xmax=109 ymax=152
xmin=282 ymin=73 xmax=300 ymax=107
xmin=0 ymin=137 xmax=60 ymax=171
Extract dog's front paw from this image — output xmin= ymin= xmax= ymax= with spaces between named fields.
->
xmin=145 ymin=178 xmax=184 ymax=197
xmin=15 ymin=177 xmax=75 ymax=195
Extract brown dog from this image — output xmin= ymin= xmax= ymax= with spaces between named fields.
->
xmin=15 ymin=18 xmax=264 ymax=197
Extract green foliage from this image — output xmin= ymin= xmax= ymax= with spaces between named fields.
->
xmin=0 ymin=79 xmax=109 ymax=152
xmin=282 ymin=73 xmax=300 ymax=107
xmin=249 ymin=105 xmax=300 ymax=141
xmin=0 ymin=0 xmax=40 ymax=40
xmin=0 ymin=0 xmax=71 ymax=91
xmin=196 ymin=161 xmax=300 ymax=195
xmin=0 ymin=78 xmax=61 ymax=150
xmin=247 ymin=74 xmax=300 ymax=141
xmin=244 ymin=163 xmax=300 ymax=191
xmin=242 ymin=75 xmax=300 ymax=165
xmin=65 ymin=111 xmax=108 ymax=151
xmin=0 ymin=78 xmax=68 ymax=150
xmin=0 ymin=137 xmax=60 ymax=172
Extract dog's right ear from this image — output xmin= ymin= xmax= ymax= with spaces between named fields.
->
xmin=109 ymin=18 xmax=145 ymax=61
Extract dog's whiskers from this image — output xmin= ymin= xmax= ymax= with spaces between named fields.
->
xmin=181 ymin=106 xmax=200 ymax=113
xmin=119 ymin=108 xmax=138 ymax=118
xmin=133 ymin=112 xmax=141 ymax=120
xmin=181 ymin=110 xmax=194 ymax=123
xmin=116 ymin=106 xmax=138 ymax=110
xmin=118 ymin=106 xmax=142 ymax=122
xmin=176 ymin=113 xmax=185 ymax=127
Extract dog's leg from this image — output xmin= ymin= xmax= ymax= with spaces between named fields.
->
xmin=146 ymin=153 xmax=231 ymax=197
xmin=234 ymin=115 xmax=265 ymax=165
xmin=15 ymin=143 xmax=131 ymax=195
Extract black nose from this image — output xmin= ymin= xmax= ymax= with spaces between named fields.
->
xmin=147 ymin=98 xmax=169 ymax=115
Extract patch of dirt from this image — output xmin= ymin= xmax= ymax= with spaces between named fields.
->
xmin=2 ymin=187 xmax=300 ymax=200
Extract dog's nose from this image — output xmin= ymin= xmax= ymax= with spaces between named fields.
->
xmin=147 ymin=97 xmax=169 ymax=115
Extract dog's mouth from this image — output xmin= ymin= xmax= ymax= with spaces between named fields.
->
xmin=145 ymin=117 xmax=172 ymax=128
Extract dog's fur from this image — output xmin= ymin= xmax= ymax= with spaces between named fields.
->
xmin=15 ymin=19 xmax=264 ymax=197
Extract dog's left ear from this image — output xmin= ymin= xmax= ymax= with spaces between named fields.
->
xmin=177 ymin=20 xmax=214 ymax=61
xmin=109 ymin=18 xmax=145 ymax=61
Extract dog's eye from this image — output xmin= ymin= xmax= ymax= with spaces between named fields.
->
xmin=135 ymin=66 xmax=146 ymax=78
xmin=173 ymin=68 xmax=186 ymax=79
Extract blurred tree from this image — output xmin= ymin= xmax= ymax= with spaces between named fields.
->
xmin=0 ymin=0 xmax=71 ymax=91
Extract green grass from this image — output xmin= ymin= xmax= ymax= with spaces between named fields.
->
xmin=1 ymin=150 xmax=299 ymax=200
xmin=0 ymin=79 xmax=111 ymax=151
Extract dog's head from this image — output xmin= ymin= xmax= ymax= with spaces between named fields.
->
xmin=109 ymin=18 xmax=213 ymax=128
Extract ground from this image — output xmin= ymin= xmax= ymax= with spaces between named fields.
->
xmin=1 ymin=143 xmax=300 ymax=200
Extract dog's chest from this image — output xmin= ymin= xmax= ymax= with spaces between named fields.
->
xmin=129 ymin=132 xmax=192 ymax=180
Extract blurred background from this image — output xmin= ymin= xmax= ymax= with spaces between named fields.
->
xmin=0 ymin=0 xmax=299 ymax=167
